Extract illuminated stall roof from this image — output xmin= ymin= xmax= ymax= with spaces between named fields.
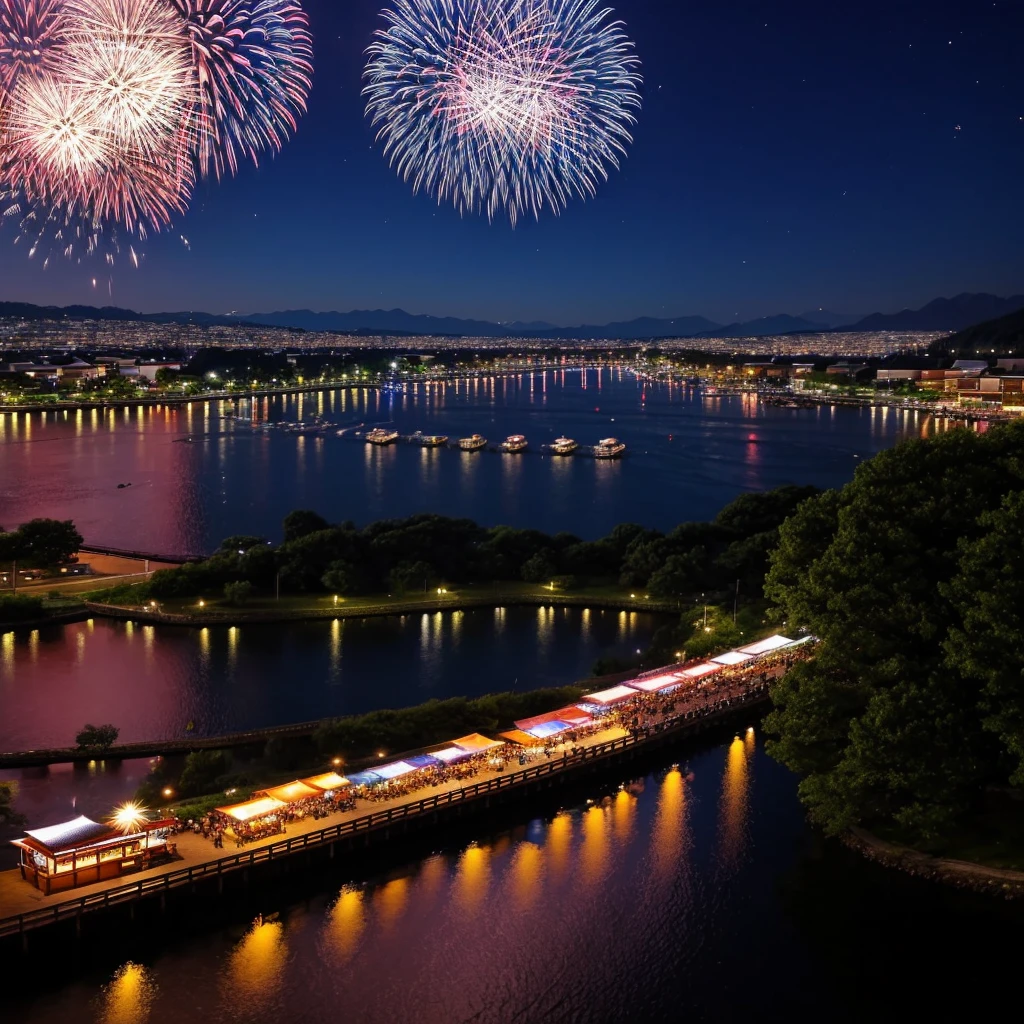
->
xmin=431 ymin=746 xmax=472 ymax=763
xmin=404 ymin=754 xmax=441 ymax=769
xmin=452 ymin=733 xmax=504 ymax=753
xmin=581 ymin=685 xmax=641 ymax=706
xmin=526 ymin=721 xmax=573 ymax=739
xmin=217 ymin=797 xmax=286 ymax=822
xmin=499 ymin=730 xmax=540 ymax=746
xmin=20 ymin=816 xmax=117 ymax=855
xmin=302 ymin=772 xmax=350 ymax=792
xmin=711 ymin=651 xmax=753 ymax=666
xmin=347 ymin=771 xmax=384 ymax=787
xmin=374 ymin=760 xmax=418 ymax=780
xmin=737 ymin=635 xmax=794 ymax=657
xmin=626 ymin=672 xmax=684 ymax=693
xmin=680 ymin=663 xmax=723 ymax=679
xmin=516 ymin=707 xmax=593 ymax=734
xmin=260 ymin=781 xmax=322 ymax=804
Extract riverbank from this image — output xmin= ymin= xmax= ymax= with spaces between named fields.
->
xmin=85 ymin=584 xmax=682 ymax=628
xmin=0 ymin=682 xmax=770 ymax=944
xmin=0 ymin=362 xmax=600 ymax=413
xmin=846 ymin=827 xmax=1024 ymax=899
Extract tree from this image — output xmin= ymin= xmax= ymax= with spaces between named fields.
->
xmin=14 ymin=518 xmax=83 ymax=567
xmin=223 ymin=580 xmax=254 ymax=607
xmin=945 ymin=491 xmax=1024 ymax=785
xmin=764 ymin=422 xmax=1024 ymax=839
xmin=0 ymin=781 xmax=26 ymax=827
xmin=322 ymin=560 xmax=357 ymax=596
xmin=178 ymin=750 xmax=231 ymax=797
xmin=76 ymin=723 xmax=119 ymax=753
xmin=282 ymin=509 xmax=331 ymax=543
xmin=521 ymin=551 xmax=555 ymax=584
xmin=389 ymin=560 xmax=436 ymax=595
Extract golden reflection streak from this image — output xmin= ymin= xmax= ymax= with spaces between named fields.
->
xmin=612 ymin=789 xmax=637 ymax=846
xmin=718 ymin=734 xmax=752 ymax=864
xmin=579 ymin=804 xmax=610 ymax=884
xmin=453 ymin=843 xmax=491 ymax=914
xmin=374 ymin=876 xmax=410 ymax=931
xmin=225 ymin=920 xmax=287 ymax=1012
xmin=328 ymin=618 xmax=342 ymax=682
xmin=98 ymin=962 xmax=156 ymax=1024
xmin=509 ymin=841 xmax=543 ymax=912
xmin=323 ymin=888 xmax=365 ymax=964
xmin=546 ymin=812 xmax=572 ymax=880
xmin=651 ymin=768 xmax=689 ymax=880
xmin=2 ymin=631 xmax=15 ymax=676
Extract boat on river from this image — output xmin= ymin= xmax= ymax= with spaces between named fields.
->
xmin=459 ymin=434 xmax=488 ymax=452
xmin=413 ymin=432 xmax=449 ymax=447
xmin=501 ymin=435 xmax=528 ymax=453
xmin=366 ymin=428 xmax=399 ymax=445
xmin=593 ymin=437 xmax=626 ymax=459
xmin=551 ymin=437 xmax=578 ymax=456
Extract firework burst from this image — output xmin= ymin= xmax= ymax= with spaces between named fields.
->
xmin=363 ymin=0 xmax=642 ymax=225
xmin=170 ymin=0 xmax=313 ymax=178
xmin=0 ymin=0 xmax=66 ymax=93
xmin=0 ymin=0 xmax=313 ymax=266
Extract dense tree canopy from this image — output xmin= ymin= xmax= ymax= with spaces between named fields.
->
xmin=765 ymin=421 xmax=1024 ymax=839
xmin=145 ymin=486 xmax=818 ymax=611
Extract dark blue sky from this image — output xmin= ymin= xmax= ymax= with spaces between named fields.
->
xmin=1 ymin=0 xmax=1022 ymax=325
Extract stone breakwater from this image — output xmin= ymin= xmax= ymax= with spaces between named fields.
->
xmin=845 ymin=827 xmax=1024 ymax=900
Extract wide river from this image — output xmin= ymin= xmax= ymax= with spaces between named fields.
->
xmin=8 ymin=734 xmax=1021 ymax=1023
xmin=0 ymin=368 xmax=970 ymax=553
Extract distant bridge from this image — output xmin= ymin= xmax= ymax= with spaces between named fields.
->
xmin=79 ymin=544 xmax=202 ymax=565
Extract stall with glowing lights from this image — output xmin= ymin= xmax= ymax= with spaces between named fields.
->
xmin=215 ymin=796 xmax=287 ymax=841
xmin=625 ymin=672 xmax=686 ymax=693
xmin=579 ymin=684 xmax=644 ymax=709
xmin=515 ymin=706 xmax=595 ymax=740
xmin=12 ymin=814 xmax=175 ymax=895
xmin=301 ymin=772 xmax=351 ymax=795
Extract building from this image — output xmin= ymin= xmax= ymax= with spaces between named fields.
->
xmin=12 ymin=814 xmax=175 ymax=894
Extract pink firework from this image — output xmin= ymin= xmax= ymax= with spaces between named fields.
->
xmin=170 ymin=0 xmax=312 ymax=178
xmin=0 ymin=0 xmax=65 ymax=93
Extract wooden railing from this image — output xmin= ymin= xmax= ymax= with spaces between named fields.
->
xmin=0 ymin=688 xmax=767 ymax=939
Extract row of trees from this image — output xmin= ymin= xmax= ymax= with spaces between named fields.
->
xmin=145 ymin=486 xmax=819 ymax=608
xmin=765 ymin=420 xmax=1024 ymax=841
xmin=0 ymin=519 xmax=83 ymax=593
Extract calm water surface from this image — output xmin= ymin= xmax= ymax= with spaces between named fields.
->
xmin=9 ymin=735 xmax=1020 ymax=1024
xmin=0 ymin=370 xmax=967 ymax=553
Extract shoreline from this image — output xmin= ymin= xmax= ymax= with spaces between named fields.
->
xmin=82 ymin=590 xmax=681 ymax=628
xmin=0 ymin=363 xmax=602 ymax=414
xmin=845 ymin=827 xmax=1024 ymax=899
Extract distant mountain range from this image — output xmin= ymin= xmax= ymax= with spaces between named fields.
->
xmin=930 ymin=306 xmax=1024 ymax=357
xmin=1 ymin=292 xmax=1021 ymax=340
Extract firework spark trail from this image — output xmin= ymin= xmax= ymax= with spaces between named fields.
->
xmin=364 ymin=0 xmax=642 ymax=225
xmin=0 ymin=0 xmax=66 ymax=93
xmin=170 ymin=0 xmax=312 ymax=178
xmin=0 ymin=0 xmax=312 ymax=265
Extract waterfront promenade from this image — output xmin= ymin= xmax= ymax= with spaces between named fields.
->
xmin=0 ymin=670 xmax=776 ymax=938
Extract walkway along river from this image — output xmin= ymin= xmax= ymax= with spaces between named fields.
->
xmin=0 ymin=665 xmax=776 ymax=946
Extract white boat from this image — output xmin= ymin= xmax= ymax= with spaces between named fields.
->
xmin=551 ymin=437 xmax=578 ymax=456
xmin=501 ymin=434 xmax=528 ymax=454
xmin=459 ymin=434 xmax=488 ymax=451
xmin=593 ymin=437 xmax=626 ymax=459
xmin=366 ymin=428 xmax=399 ymax=445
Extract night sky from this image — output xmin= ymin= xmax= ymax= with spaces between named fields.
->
xmin=1 ymin=0 xmax=1022 ymax=325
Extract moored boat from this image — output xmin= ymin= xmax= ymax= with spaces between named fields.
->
xmin=593 ymin=437 xmax=626 ymax=459
xmin=366 ymin=428 xmax=400 ymax=445
xmin=414 ymin=432 xmax=449 ymax=447
xmin=459 ymin=434 xmax=488 ymax=451
xmin=551 ymin=436 xmax=578 ymax=456
xmin=501 ymin=434 xmax=528 ymax=454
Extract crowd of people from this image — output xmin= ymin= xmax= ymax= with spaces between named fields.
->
xmin=172 ymin=641 xmax=816 ymax=849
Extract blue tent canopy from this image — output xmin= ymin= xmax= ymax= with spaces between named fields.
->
xmin=347 ymin=771 xmax=384 ymax=787
xmin=405 ymin=754 xmax=441 ymax=769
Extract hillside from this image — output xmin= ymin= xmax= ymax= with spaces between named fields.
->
xmin=929 ymin=306 xmax=1024 ymax=356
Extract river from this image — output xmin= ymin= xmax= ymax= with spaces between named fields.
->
xmin=0 ymin=368 xmax=971 ymax=554
xmin=0 ymin=607 xmax=663 ymax=828
xmin=7 ymin=733 xmax=1021 ymax=1024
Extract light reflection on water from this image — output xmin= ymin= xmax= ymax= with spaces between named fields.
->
xmin=31 ymin=735 xmax=768 ymax=1024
